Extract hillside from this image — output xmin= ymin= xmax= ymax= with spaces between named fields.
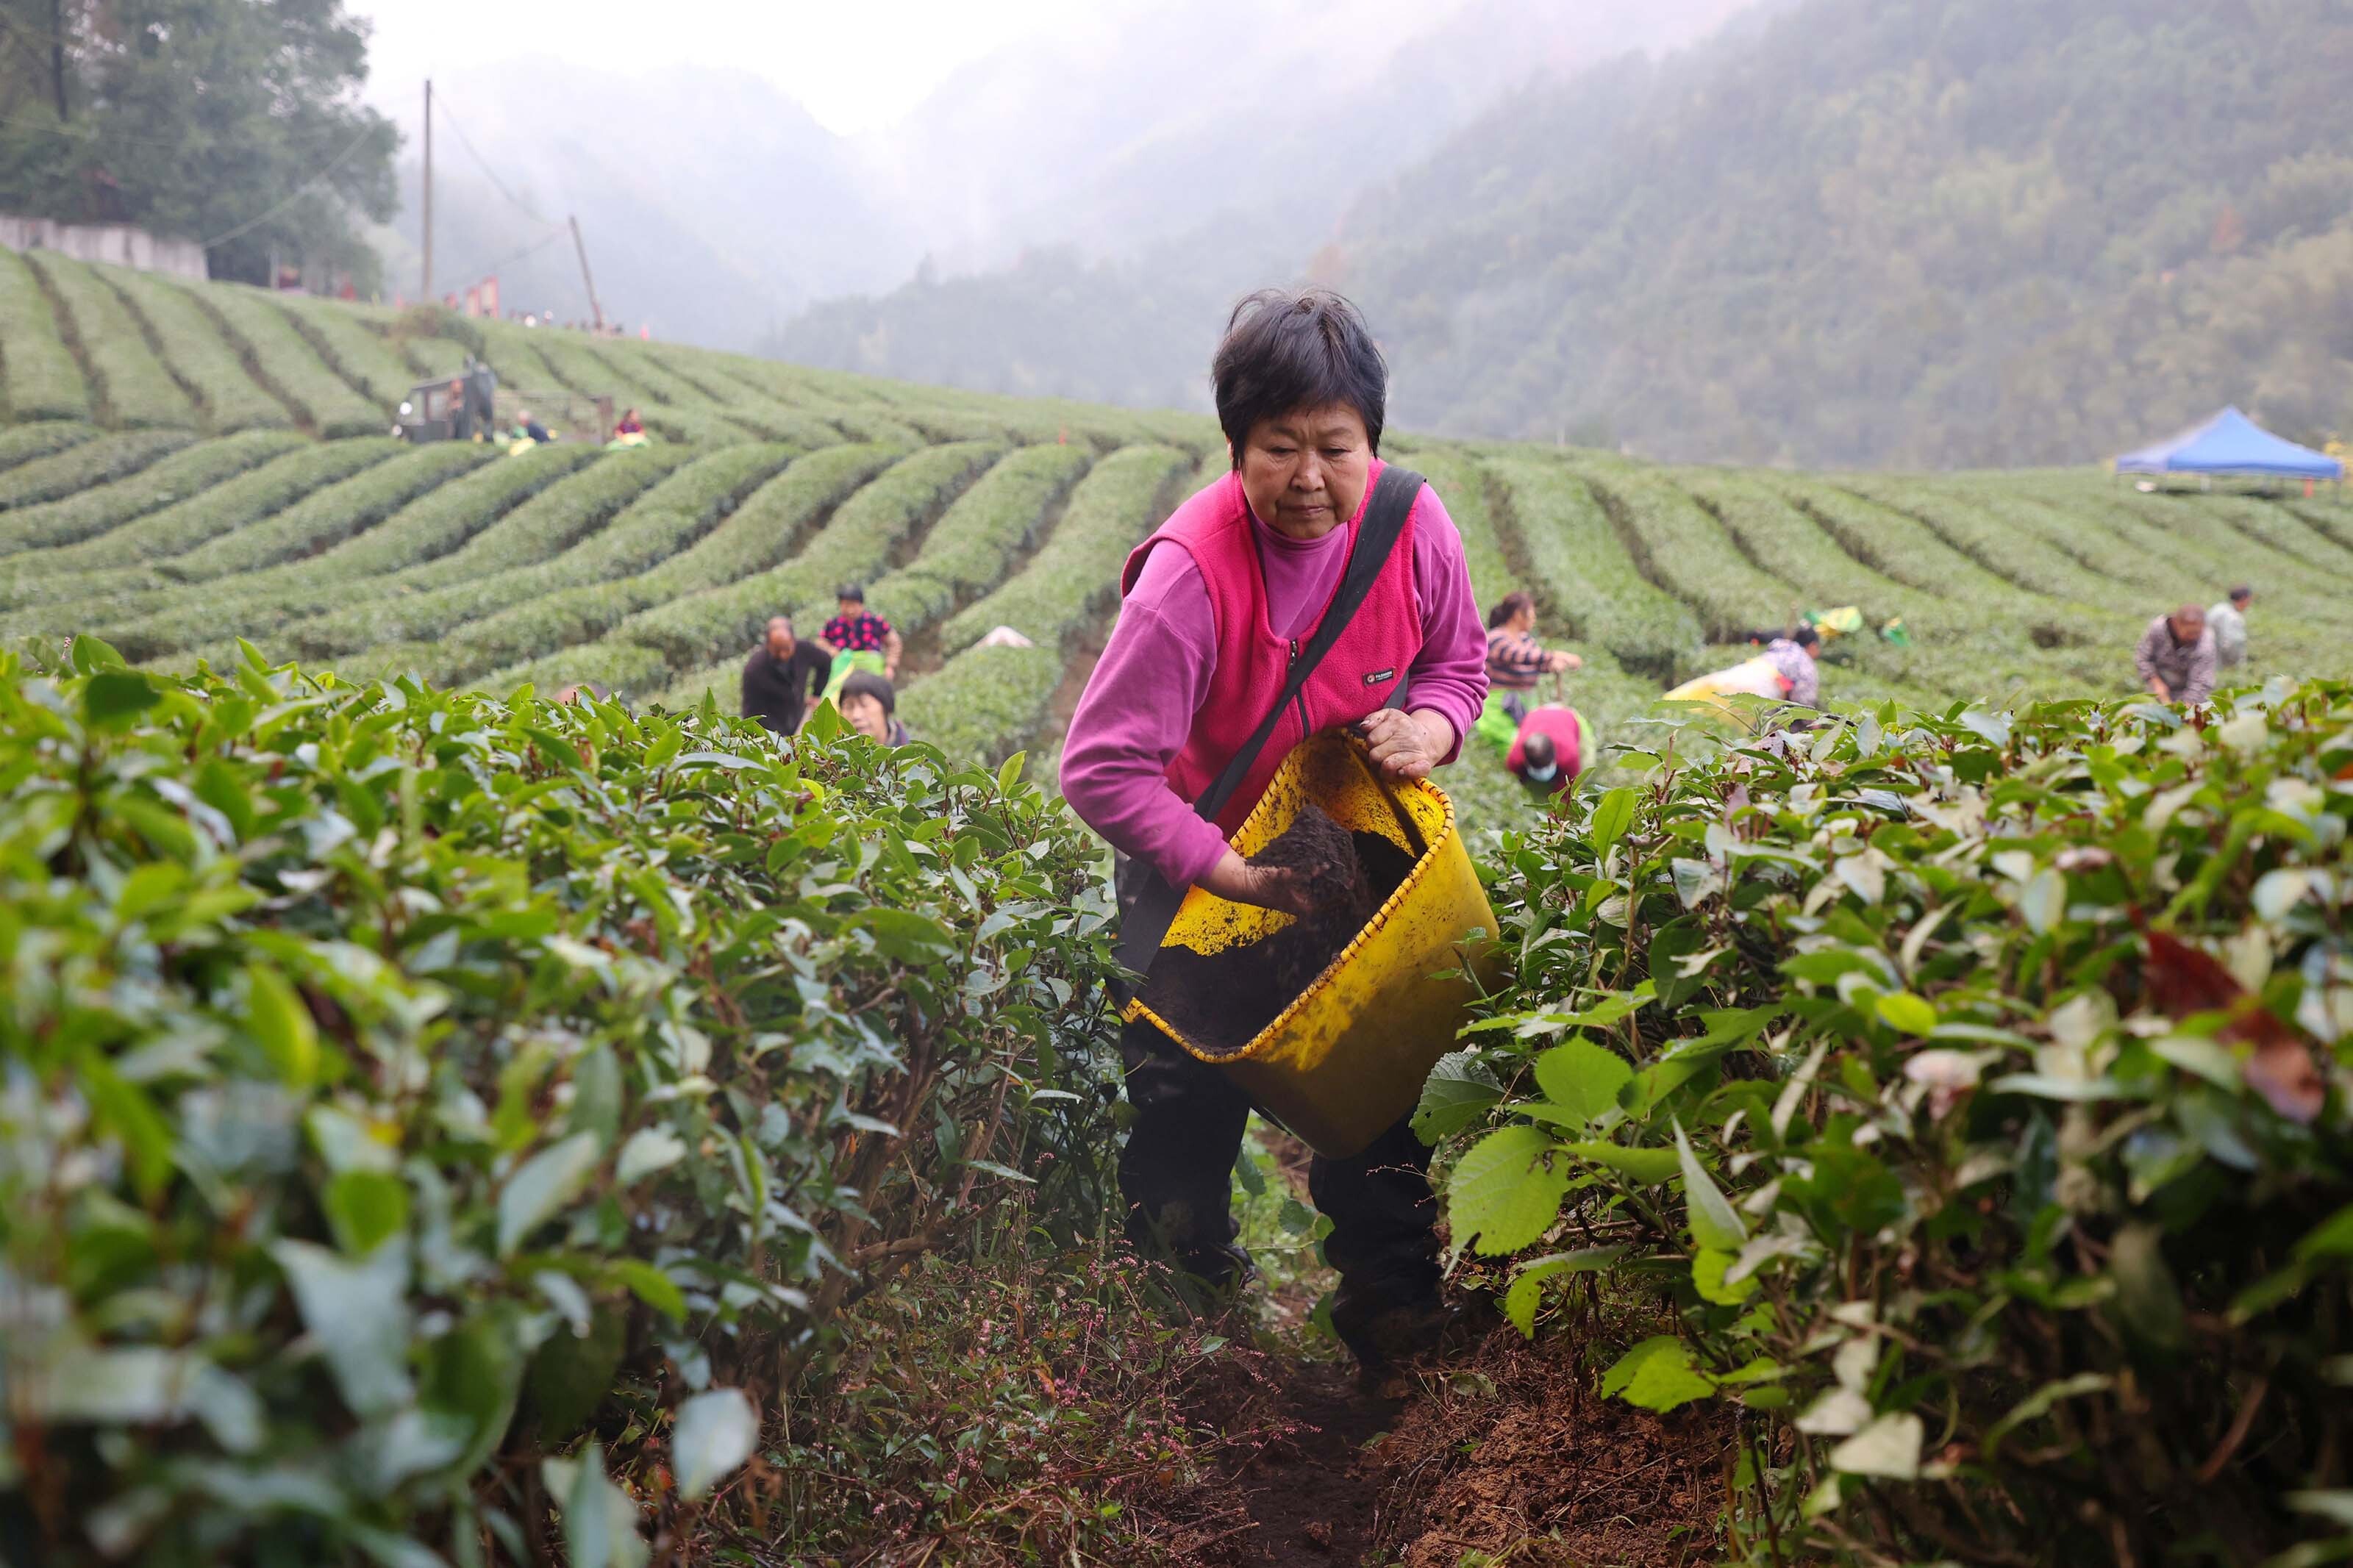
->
xmin=10 ymin=229 xmax=2353 ymax=1568
xmin=4 ymin=247 xmax=2352 ymax=842
xmin=773 ymin=0 xmax=2353 ymax=469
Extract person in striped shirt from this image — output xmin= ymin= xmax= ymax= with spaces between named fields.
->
xmin=1484 ymin=592 xmax=1580 ymax=721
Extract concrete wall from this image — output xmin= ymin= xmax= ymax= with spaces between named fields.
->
xmin=0 ymin=215 xmax=207 ymax=279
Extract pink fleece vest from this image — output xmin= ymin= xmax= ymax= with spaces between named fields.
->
xmin=1119 ymin=462 xmax=1423 ymax=834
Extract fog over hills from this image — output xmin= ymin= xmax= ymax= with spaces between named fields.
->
xmin=375 ymin=0 xmax=1749 ymax=349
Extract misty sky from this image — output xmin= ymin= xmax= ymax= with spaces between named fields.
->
xmin=351 ymin=0 xmax=1100 ymax=135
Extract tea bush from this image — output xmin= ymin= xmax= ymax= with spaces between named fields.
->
xmin=193 ymin=282 xmax=388 ymax=440
xmin=0 ymin=642 xmax=1124 ymax=1566
xmin=0 ymin=421 xmax=99 ymax=473
xmin=623 ymin=440 xmax=1003 ymax=673
xmin=0 ymin=442 xmax=402 ymax=617
xmin=280 ymin=450 xmax=697 ymax=661
xmin=24 ymin=251 xmax=199 ymax=431
xmin=275 ymin=296 xmax=417 ymax=407
xmin=939 ymin=443 xmax=1188 ymax=655
xmin=265 ymin=445 xmax=790 ymax=684
xmin=1480 ymin=451 xmax=1702 ymax=680
xmin=0 ymin=250 xmax=93 ymax=423
xmin=1428 ymin=683 xmax=2353 ymax=1564
xmin=1577 ymin=459 xmax=1799 ymax=640
xmin=0 ymin=431 xmax=305 ymax=559
xmin=865 ymin=445 xmax=1093 ymax=634
xmin=433 ymin=444 xmax=892 ymax=685
xmin=0 ymin=430 xmax=196 ymax=513
xmin=126 ymin=446 xmax=604 ymax=655
xmin=100 ymin=267 xmax=295 ymax=436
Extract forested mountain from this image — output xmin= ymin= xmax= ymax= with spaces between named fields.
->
xmin=774 ymin=0 xmax=2353 ymax=468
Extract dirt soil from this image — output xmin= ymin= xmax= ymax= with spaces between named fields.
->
xmin=1143 ymin=813 xmax=1415 ymax=1056
xmin=1165 ymin=1332 xmax=1729 ymax=1568
xmin=1157 ymin=1131 xmax=1729 ymax=1568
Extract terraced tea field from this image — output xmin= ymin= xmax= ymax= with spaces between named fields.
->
xmin=4 ymin=246 xmax=2351 ymax=836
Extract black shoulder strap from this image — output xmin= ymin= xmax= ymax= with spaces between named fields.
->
xmin=1113 ymin=464 xmax=1424 ymax=987
xmin=1189 ymin=463 xmax=1424 ymax=822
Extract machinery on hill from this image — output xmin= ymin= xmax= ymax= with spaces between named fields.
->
xmin=393 ymin=359 xmax=613 ymax=445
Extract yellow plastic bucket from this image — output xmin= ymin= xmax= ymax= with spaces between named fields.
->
xmin=1123 ymin=730 xmax=1507 ymax=1159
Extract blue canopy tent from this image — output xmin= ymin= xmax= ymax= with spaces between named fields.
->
xmin=2115 ymin=407 xmax=2344 ymax=482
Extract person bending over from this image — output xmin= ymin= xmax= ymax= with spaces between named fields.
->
xmin=1060 ymin=287 xmax=1489 ymax=1373
xmin=2136 ymin=605 xmax=2217 ymax=704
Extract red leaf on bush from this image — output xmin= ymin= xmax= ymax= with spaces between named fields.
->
xmin=2225 ymin=1000 xmax=2326 ymax=1125
xmin=2140 ymin=927 xmax=2243 ymax=1015
xmin=2137 ymin=926 xmax=2323 ymax=1124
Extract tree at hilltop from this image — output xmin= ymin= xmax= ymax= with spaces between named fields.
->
xmin=0 ymin=0 xmax=396 ymax=287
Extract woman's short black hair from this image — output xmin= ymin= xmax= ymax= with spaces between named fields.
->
xmin=1212 ymin=288 xmax=1388 ymax=466
xmin=1790 ymin=625 xmax=1821 ymax=648
xmin=838 ymin=670 xmax=895 ymax=715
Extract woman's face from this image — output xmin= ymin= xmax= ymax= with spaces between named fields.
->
xmin=840 ymin=692 xmax=890 ymax=742
xmin=1237 ymin=404 xmax=1372 ymax=541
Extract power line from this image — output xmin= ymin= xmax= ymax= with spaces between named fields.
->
xmin=443 ymin=225 xmax=568 ymax=295
xmin=199 ymin=119 xmax=379 ymax=248
xmin=428 ymin=87 xmax=556 ymax=229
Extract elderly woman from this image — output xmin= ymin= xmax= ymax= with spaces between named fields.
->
xmin=1062 ymin=289 xmax=1488 ymax=1371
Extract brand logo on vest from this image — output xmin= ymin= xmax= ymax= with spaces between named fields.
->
xmin=1363 ymin=667 xmax=1396 ymax=687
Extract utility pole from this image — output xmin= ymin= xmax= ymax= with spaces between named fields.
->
xmin=421 ymin=78 xmax=434 ymax=302
xmin=50 ymin=0 xmax=68 ymax=120
xmin=569 ymin=215 xmax=604 ymax=332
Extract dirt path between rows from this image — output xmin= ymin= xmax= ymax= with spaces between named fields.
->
xmin=1163 ymin=1137 xmax=1730 ymax=1568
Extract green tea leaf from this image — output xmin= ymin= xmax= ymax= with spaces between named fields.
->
xmin=1829 ymin=1411 xmax=1924 ymax=1479
xmin=324 ymin=1170 xmax=411 ymax=1257
xmin=1674 ymin=1120 xmax=1746 ymax=1251
xmin=83 ymin=670 xmax=159 ymax=726
xmin=245 ymin=964 xmax=319 ymax=1090
xmin=672 ymin=1387 xmax=759 ymax=1501
xmin=1587 ymin=787 xmax=1637 ymax=857
xmin=1410 ymin=1050 xmax=1505 ymax=1144
xmin=498 ymin=1132 xmax=603 ymax=1258
xmin=1501 ymin=1247 xmax=1624 ymax=1336
xmin=1874 ymin=990 xmax=1938 ymax=1037
xmin=1446 ymin=1125 xmax=1571 ymax=1256
xmin=1532 ymin=1039 xmax=1633 ymax=1126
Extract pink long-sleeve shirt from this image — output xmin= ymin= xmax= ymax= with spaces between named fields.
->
xmin=1061 ymin=478 xmax=1488 ymax=887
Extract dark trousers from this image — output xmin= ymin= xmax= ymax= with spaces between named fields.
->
xmin=1117 ymin=1017 xmax=1442 ymax=1353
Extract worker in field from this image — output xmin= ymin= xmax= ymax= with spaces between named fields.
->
xmin=2136 ymin=604 xmax=2218 ymax=704
xmin=1483 ymin=591 xmax=1580 ymax=723
xmin=615 ymin=407 xmax=646 ymax=437
xmin=742 ymin=615 xmax=832 ymax=735
xmin=1761 ymin=624 xmax=1822 ymax=709
xmin=821 ymin=582 xmax=902 ymax=682
xmin=1060 ymin=287 xmax=1489 ymax=1376
xmin=835 ymin=670 xmax=910 ymax=745
xmin=2207 ymin=585 xmax=2253 ymax=670
xmin=1507 ymin=704 xmax=1584 ymax=795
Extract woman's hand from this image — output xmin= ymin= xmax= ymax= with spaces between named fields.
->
xmin=1355 ymin=707 xmax=1454 ymax=782
xmin=1547 ymin=648 xmax=1583 ymax=673
xmin=1197 ymin=848 xmax=1320 ymax=916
